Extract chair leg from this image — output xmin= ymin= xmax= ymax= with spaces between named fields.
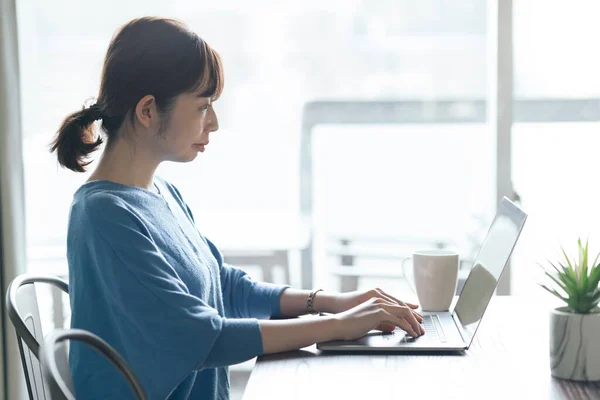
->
xmin=17 ymin=338 xmax=36 ymax=400
xmin=52 ymin=287 xmax=64 ymax=329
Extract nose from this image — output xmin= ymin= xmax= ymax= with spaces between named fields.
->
xmin=207 ymin=106 xmax=219 ymax=133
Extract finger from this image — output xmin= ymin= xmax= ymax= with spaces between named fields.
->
xmin=401 ymin=307 xmax=424 ymax=336
xmin=370 ymin=297 xmax=396 ymax=306
xmin=388 ymin=295 xmax=423 ymax=322
xmin=383 ymin=304 xmax=423 ymax=336
xmin=375 ymin=288 xmax=419 ymax=311
xmin=410 ymin=309 xmax=423 ymax=323
xmin=380 ymin=310 xmax=418 ymax=337
xmin=376 ymin=323 xmax=396 ymax=333
xmin=385 ymin=291 xmax=421 ymax=312
xmin=375 ymin=290 xmax=423 ymax=322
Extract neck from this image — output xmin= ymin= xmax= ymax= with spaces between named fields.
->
xmin=88 ymin=137 xmax=160 ymax=191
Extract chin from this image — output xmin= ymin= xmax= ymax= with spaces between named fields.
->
xmin=183 ymin=152 xmax=199 ymax=162
xmin=170 ymin=152 xmax=198 ymax=163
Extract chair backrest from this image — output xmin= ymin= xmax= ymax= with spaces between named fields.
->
xmin=6 ymin=274 xmax=70 ymax=400
xmin=41 ymin=329 xmax=148 ymax=400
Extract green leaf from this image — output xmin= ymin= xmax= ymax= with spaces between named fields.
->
xmin=580 ymin=239 xmax=589 ymax=284
xmin=582 ymin=290 xmax=597 ymax=301
xmin=551 ymin=261 xmax=577 ymax=285
xmin=579 ymin=238 xmax=588 ymax=268
xmin=541 ymin=284 xmax=568 ymax=302
xmin=562 ymin=260 xmax=579 ymax=283
xmin=561 ymin=274 xmax=579 ymax=296
xmin=561 ymin=246 xmax=574 ymax=270
xmin=543 ymin=271 xmax=570 ymax=295
xmin=588 ymin=265 xmax=600 ymax=290
xmin=581 ymin=263 xmax=589 ymax=291
xmin=548 ymin=261 xmax=573 ymax=284
xmin=548 ymin=261 xmax=569 ymax=274
xmin=591 ymin=252 xmax=600 ymax=271
xmin=546 ymin=260 xmax=562 ymax=275
xmin=586 ymin=267 xmax=600 ymax=294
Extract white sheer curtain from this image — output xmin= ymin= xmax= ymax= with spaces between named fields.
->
xmin=0 ymin=0 xmax=28 ymax=398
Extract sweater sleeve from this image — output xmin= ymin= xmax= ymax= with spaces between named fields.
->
xmin=81 ymin=193 xmax=264 ymax=385
xmin=205 ymin=238 xmax=290 ymax=319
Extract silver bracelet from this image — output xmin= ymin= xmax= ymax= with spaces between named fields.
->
xmin=306 ymin=289 xmax=323 ymax=315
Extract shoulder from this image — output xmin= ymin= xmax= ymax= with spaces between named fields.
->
xmin=79 ymin=191 xmax=132 ymax=218
xmin=74 ymin=189 xmax=150 ymax=236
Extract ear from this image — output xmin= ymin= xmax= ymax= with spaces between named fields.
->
xmin=135 ymin=95 xmax=157 ymax=128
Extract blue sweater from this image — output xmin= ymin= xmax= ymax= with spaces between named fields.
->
xmin=67 ymin=178 xmax=289 ymax=399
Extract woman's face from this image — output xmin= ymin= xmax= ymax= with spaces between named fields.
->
xmin=152 ymin=91 xmax=219 ymax=163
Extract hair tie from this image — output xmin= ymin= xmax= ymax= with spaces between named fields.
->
xmin=88 ymin=104 xmax=104 ymax=121
xmin=83 ymin=98 xmax=103 ymax=121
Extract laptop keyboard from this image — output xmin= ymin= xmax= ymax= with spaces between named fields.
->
xmin=381 ymin=315 xmax=448 ymax=343
xmin=416 ymin=315 xmax=447 ymax=342
xmin=422 ymin=315 xmax=438 ymax=335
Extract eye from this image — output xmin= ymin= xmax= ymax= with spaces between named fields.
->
xmin=200 ymin=104 xmax=211 ymax=112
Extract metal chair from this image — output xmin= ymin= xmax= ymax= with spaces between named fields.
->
xmin=40 ymin=329 xmax=147 ymax=400
xmin=6 ymin=274 xmax=70 ymax=400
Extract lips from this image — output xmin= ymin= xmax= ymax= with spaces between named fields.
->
xmin=193 ymin=142 xmax=208 ymax=153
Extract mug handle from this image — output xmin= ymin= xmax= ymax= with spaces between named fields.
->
xmin=401 ymin=257 xmax=417 ymax=295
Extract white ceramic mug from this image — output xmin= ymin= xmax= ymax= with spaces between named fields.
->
xmin=401 ymin=249 xmax=459 ymax=312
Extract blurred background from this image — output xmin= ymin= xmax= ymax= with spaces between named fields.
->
xmin=18 ymin=0 xmax=600 ymax=298
xmin=3 ymin=0 xmax=600 ymax=398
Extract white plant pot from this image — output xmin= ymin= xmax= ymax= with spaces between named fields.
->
xmin=550 ymin=307 xmax=600 ymax=381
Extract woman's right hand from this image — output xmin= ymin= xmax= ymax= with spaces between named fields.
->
xmin=332 ymin=297 xmax=425 ymax=340
xmin=260 ymin=296 xmax=425 ymax=355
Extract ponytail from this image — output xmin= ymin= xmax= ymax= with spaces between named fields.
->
xmin=50 ymin=104 xmax=104 ymax=172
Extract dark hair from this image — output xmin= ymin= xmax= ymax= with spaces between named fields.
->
xmin=50 ymin=17 xmax=224 ymax=172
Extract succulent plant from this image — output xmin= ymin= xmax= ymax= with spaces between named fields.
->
xmin=540 ymin=239 xmax=600 ymax=314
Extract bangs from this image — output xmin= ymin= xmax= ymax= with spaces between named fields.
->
xmin=190 ymin=39 xmax=224 ymax=101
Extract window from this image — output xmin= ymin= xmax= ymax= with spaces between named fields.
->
xmin=511 ymin=1 xmax=600 ymax=295
xmin=19 ymin=1 xmax=497 ymax=294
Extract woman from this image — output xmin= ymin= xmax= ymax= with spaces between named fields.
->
xmin=51 ymin=17 xmax=424 ymax=400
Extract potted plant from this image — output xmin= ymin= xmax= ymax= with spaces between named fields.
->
xmin=540 ymin=239 xmax=600 ymax=381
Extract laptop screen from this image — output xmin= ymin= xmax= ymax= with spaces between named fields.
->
xmin=453 ymin=197 xmax=527 ymax=347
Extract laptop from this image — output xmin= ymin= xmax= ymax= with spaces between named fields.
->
xmin=317 ymin=196 xmax=527 ymax=353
